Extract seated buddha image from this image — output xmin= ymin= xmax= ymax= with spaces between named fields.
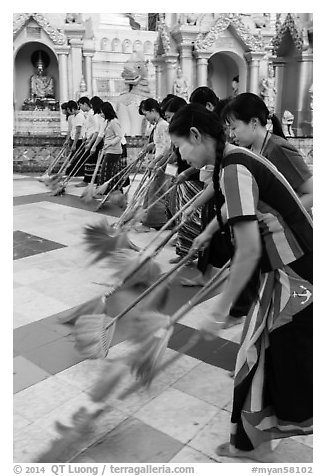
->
xmin=30 ymin=50 xmax=55 ymax=100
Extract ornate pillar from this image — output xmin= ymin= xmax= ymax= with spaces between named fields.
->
xmin=245 ymin=52 xmax=264 ymax=95
xmin=194 ymin=51 xmax=211 ymax=88
xmin=63 ymin=23 xmax=86 ymax=100
xmin=273 ymin=58 xmax=286 ymax=115
xmin=55 ymin=45 xmax=70 ymax=134
xmin=152 ymin=57 xmax=164 ymax=101
xmin=55 ymin=46 xmax=70 ymax=103
xmin=296 ymin=52 xmax=313 ymax=134
xmin=83 ymin=39 xmax=96 ymax=98
xmin=179 ymin=43 xmax=194 ymax=93
xmin=162 ymin=53 xmax=179 ymax=94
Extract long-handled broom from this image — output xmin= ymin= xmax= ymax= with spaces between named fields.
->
xmin=34 ymin=262 xmax=230 ymax=463
xmin=47 ymin=142 xmax=85 ymax=192
xmin=50 ymin=144 xmax=90 ymax=196
xmin=74 ymin=248 xmax=198 ymax=358
xmin=80 ymin=149 xmax=105 ymax=203
xmin=37 ymin=144 xmax=68 ymax=183
xmin=127 ymin=259 xmax=231 ymax=386
xmin=94 ymin=156 xmax=144 ymax=211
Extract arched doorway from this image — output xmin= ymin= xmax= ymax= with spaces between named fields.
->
xmin=207 ymin=51 xmax=246 ymax=99
xmin=14 ymin=41 xmax=59 ymax=111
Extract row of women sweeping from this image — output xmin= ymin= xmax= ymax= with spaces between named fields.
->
xmin=141 ymin=89 xmax=312 ymax=462
xmin=61 ymin=96 xmax=129 ymax=197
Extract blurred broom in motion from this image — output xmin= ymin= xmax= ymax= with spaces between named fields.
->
xmin=37 ymin=144 xmax=68 ymax=183
xmin=80 ymin=149 xmax=105 ymax=203
xmin=127 ymin=259 xmax=231 ymax=386
xmin=50 ymin=143 xmax=90 ymax=196
xmin=74 ymin=248 xmax=197 ymax=359
xmin=46 ymin=142 xmax=84 ymax=190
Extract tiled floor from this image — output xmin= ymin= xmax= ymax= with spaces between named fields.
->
xmin=13 ymin=174 xmax=313 ymax=464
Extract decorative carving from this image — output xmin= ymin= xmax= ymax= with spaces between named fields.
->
xmin=194 ymin=13 xmax=265 ymax=52
xmin=272 ymin=13 xmax=303 ymax=54
xmin=157 ymin=18 xmax=171 ymax=54
xmin=13 ymin=13 xmax=66 ymax=45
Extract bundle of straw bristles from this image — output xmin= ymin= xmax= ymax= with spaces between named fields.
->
xmin=35 ymin=162 xmax=230 ymax=463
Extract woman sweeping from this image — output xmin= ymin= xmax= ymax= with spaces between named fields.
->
xmin=93 ymin=101 xmax=124 ymax=197
xmin=169 ymin=104 xmax=312 ymax=462
xmin=163 ymin=96 xmax=203 ymax=264
xmin=137 ymin=98 xmax=171 ymax=231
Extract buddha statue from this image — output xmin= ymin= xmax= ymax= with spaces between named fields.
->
xmin=173 ymin=67 xmax=189 ymax=101
xmin=30 ymin=51 xmax=54 ymax=100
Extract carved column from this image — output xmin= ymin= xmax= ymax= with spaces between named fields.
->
xmin=55 ymin=45 xmax=70 ymax=134
xmin=273 ymin=58 xmax=286 ymax=115
xmin=63 ymin=23 xmax=86 ymax=100
xmin=83 ymin=39 xmax=95 ymax=98
xmin=245 ymin=52 xmax=264 ymax=95
xmin=55 ymin=46 xmax=70 ymax=103
xmin=152 ymin=57 xmax=164 ymax=100
xmin=297 ymin=52 xmax=313 ymax=134
xmin=179 ymin=43 xmax=194 ymax=93
xmin=194 ymin=51 xmax=211 ymax=88
xmin=163 ymin=53 xmax=179 ymax=94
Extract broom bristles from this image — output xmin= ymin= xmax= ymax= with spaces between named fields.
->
xmin=57 ymin=296 xmax=105 ymax=324
xmin=81 ymin=184 xmax=96 ymax=202
xmin=110 ymin=249 xmax=161 ymax=287
xmin=74 ymin=313 xmax=116 ymax=359
xmin=35 ymin=406 xmax=99 ymax=463
xmin=128 ymin=311 xmax=170 ymax=344
xmin=90 ymin=361 xmax=129 ymax=402
xmin=83 ymin=220 xmax=137 ymax=263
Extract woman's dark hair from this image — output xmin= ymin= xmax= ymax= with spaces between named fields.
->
xmin=138 ymin=100 xmax=146 ymax=116
xmin=90 ymin=96 xmax=103 ymax=115
xmin=164 ymin=96 xmax=187 ymax=114
xmin=160 ymin=94 xmax=178 ymax=112
xmin=221 ymin=92 xmax=286 ymax=139
xmin=67 ymin=100 xmax=78 ymax=111
xmin=189 ymin=87 xmax=219 ymax=108
xmin=141 ymin=98 xmax=164 ymax=118
xmin=169 ymin=103 xmax=226 ymax=223
xmin=78 ymin=96 xmax=91 ymax=107
xmin=61 ymin=102 xmax=69 ymax=120
xmin=101 ymin=101 xmax=118 ymax=121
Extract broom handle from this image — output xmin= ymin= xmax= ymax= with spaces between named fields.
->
xmin=45 ymin=144 xmax=67 ymax=175
xmin=89 ymin=149 xmax=105 ymax=186
xmin=167 ymin=260 xmax=231 ymax=329
xmin=124 ymin=151 xmax=147 ymax=198
xmin=104 ymin=249 xmax=198 ymax=328
xmin=95 ymin=157 xmax=142 ymax=211
xmin=140 ymin=189 xmax=204 ymax=254
xmin=56 ymin=147 xmax=75 ymax=175
xmin=61 ymin=142 xmax=86 ymax=178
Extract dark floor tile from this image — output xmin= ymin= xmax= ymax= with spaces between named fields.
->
xmin=78 ymin=417 xmax=183 ymax=463
xmin=13 ymin=356 xmax=50 ymax=393
xmin=13 ymin=231 xmax=66 ymax=260
xmin=23 ymin=335 xmax=85 ymax=374
xmin=13 ymin=321 xmax=61 ymax=353
xmin=42 ymin=313 xmax=75 ymax=337
xmin=13 ymin=193 xmax=124 ymax=218
xmin=204 ymin=339 xmax=239 ymax=371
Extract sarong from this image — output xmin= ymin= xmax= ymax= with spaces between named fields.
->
xmin=175 ymin=180 xmax=203 ymax=257
xmin=230 ymin=254 xmax=313 ymax=451
xmin=141 ymin=171 xmax=168 ymax=229
xmin=99 ymin=153 xmax=123 ymax=194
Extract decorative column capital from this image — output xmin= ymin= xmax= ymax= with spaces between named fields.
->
xmin=69 ymin=38 xmax=84 ymax=48
xmin=163 ymin=53 xmax=179 ymax=66
xmin=82 ymin=39 xmax=96 ymax=56
xmin=193 ymin=50 xmax=211 ymax=61
xmin=54 ymin=45 xmax=70 ymax=55
xmin=244 ymin=51 xmax=265 ymax=64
